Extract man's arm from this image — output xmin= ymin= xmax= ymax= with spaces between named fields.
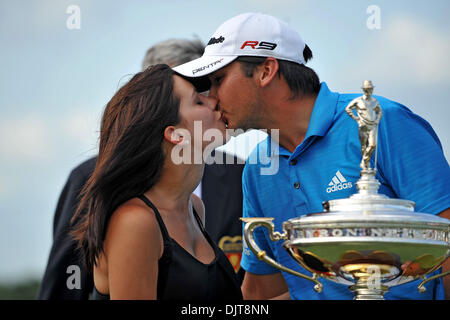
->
xmin=241 ymin=271 xmax=289 ymax=300
xmin=438 ymin=208 xmax=450 ymax=300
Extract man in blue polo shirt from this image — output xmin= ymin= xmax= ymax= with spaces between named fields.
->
xmin=173 ymin=12 xmax=450 ymax=300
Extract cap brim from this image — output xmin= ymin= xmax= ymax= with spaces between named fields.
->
xmin=179 ymin=74 xmax=212 ymax=93
xmin=173 ymin=55 xmax=237 ymax=78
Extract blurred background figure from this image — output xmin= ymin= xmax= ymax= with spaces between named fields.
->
xmin=37 ymin=38 xmax=245 ymax=300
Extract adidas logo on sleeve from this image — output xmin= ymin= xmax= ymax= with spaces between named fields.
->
xmin=326 ymin=170 xmax=353 ymax=193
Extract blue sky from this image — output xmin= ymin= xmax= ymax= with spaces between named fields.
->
xmin=0 ymin=0 xmax=449 ymax=282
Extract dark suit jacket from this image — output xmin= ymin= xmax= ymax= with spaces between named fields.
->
xmin=37 ymin=151 xmax=244 ymax=299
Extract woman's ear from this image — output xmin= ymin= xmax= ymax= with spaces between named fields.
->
xmin=258 ymin=57 xmax=279 ymax=88
xmin=164 ymin=126 xmax=190 ymax=145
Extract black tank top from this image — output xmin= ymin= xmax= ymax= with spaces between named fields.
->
xmin=93 ymin=195 xmax=243 ymax=300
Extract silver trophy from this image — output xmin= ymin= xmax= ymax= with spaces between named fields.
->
xmin=242 ymin=81 xmax=449 ymax=300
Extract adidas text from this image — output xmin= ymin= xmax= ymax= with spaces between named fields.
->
xmin=326 ymin=181 xmax=353 ymax=193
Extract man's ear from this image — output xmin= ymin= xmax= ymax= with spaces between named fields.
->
xmin=257 ymin=57 xmax=279 ymax=88
xmin=164 ymin=126 xmax=190 ymax=145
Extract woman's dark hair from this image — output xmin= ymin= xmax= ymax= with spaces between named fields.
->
xmin=237 ymin=44 xmax=320 ymax=99
xmin=71 ymin=64 xmax=180 ymax=271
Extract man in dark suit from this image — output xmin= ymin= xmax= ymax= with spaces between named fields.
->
xmin=37 ymin=39 xmax=245 ymax=299
xmin=203 ymin=151 xmax=245 ymax=278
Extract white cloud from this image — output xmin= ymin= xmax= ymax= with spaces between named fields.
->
xmin=0 ymin=110 xmax=100 ymax=167
xmin=0 ymin=115 xmax=53 ymax=163
xmin=63 ymin=110 xmax=100 ymax=149
xmin=357 ymin=16 xmax=450 ymax=85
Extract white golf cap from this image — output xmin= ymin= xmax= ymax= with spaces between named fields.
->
xmin=173 ymin=12 xmax=307 ymax=81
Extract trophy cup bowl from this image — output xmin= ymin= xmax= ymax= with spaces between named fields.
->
xmin=241 ymin=81 xmax=449 ymax=300
xmin=242 ymin=188 xmax=449 ymax=300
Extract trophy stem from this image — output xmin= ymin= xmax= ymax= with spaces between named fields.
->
xmin=350 ymin=282 xmax=388 ymax=300
xmin=353 ymin=169 xmax=381 ymax=197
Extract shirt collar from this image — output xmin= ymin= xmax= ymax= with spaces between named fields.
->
xmin=303 ymin=82 xmax=338 ymax=139
xmin=268 ymin=82 xmax=339 ymax=158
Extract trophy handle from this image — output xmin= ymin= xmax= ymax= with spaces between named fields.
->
xmin=417 ymin=270 xmax=450 ymax=293
xmin=241 ymin=217 xmax=323 ymax=293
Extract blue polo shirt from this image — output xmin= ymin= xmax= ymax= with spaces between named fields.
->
xmin=240 ymin=82 xmax=450 ymax=300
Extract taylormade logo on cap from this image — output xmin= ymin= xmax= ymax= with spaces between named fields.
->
xmin=173 ymin=12 xmax=307 ymax=78
xmin=207 ymin=36 xmax=225 ymax=45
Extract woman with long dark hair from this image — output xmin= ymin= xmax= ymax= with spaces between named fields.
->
xmin=71 ymin=64 xmax=242 ymax=300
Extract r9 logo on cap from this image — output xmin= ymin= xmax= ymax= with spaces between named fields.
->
xmin=240 ymin=41 xmax=277 ymax=50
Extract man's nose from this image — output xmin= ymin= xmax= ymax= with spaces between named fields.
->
xmin=208 ymin=85 xmax=218 ymax=99
xmin=205 ymin=95 xmax=218 ymax=111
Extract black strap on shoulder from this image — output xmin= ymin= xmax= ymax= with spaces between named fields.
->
xmin=137 ymin=195 xmax=170 ymax=239
xmin=191 ymin=208 xmax=205 ymax=233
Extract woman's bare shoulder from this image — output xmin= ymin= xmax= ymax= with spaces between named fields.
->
xmin=104 ymin=198 xmax=162 ymax=255
xmin=101 ymin=198 xmax=162 ymax=299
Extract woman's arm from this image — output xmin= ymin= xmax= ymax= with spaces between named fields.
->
xmin=103 ymin=203 xmax=163 ymax=299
